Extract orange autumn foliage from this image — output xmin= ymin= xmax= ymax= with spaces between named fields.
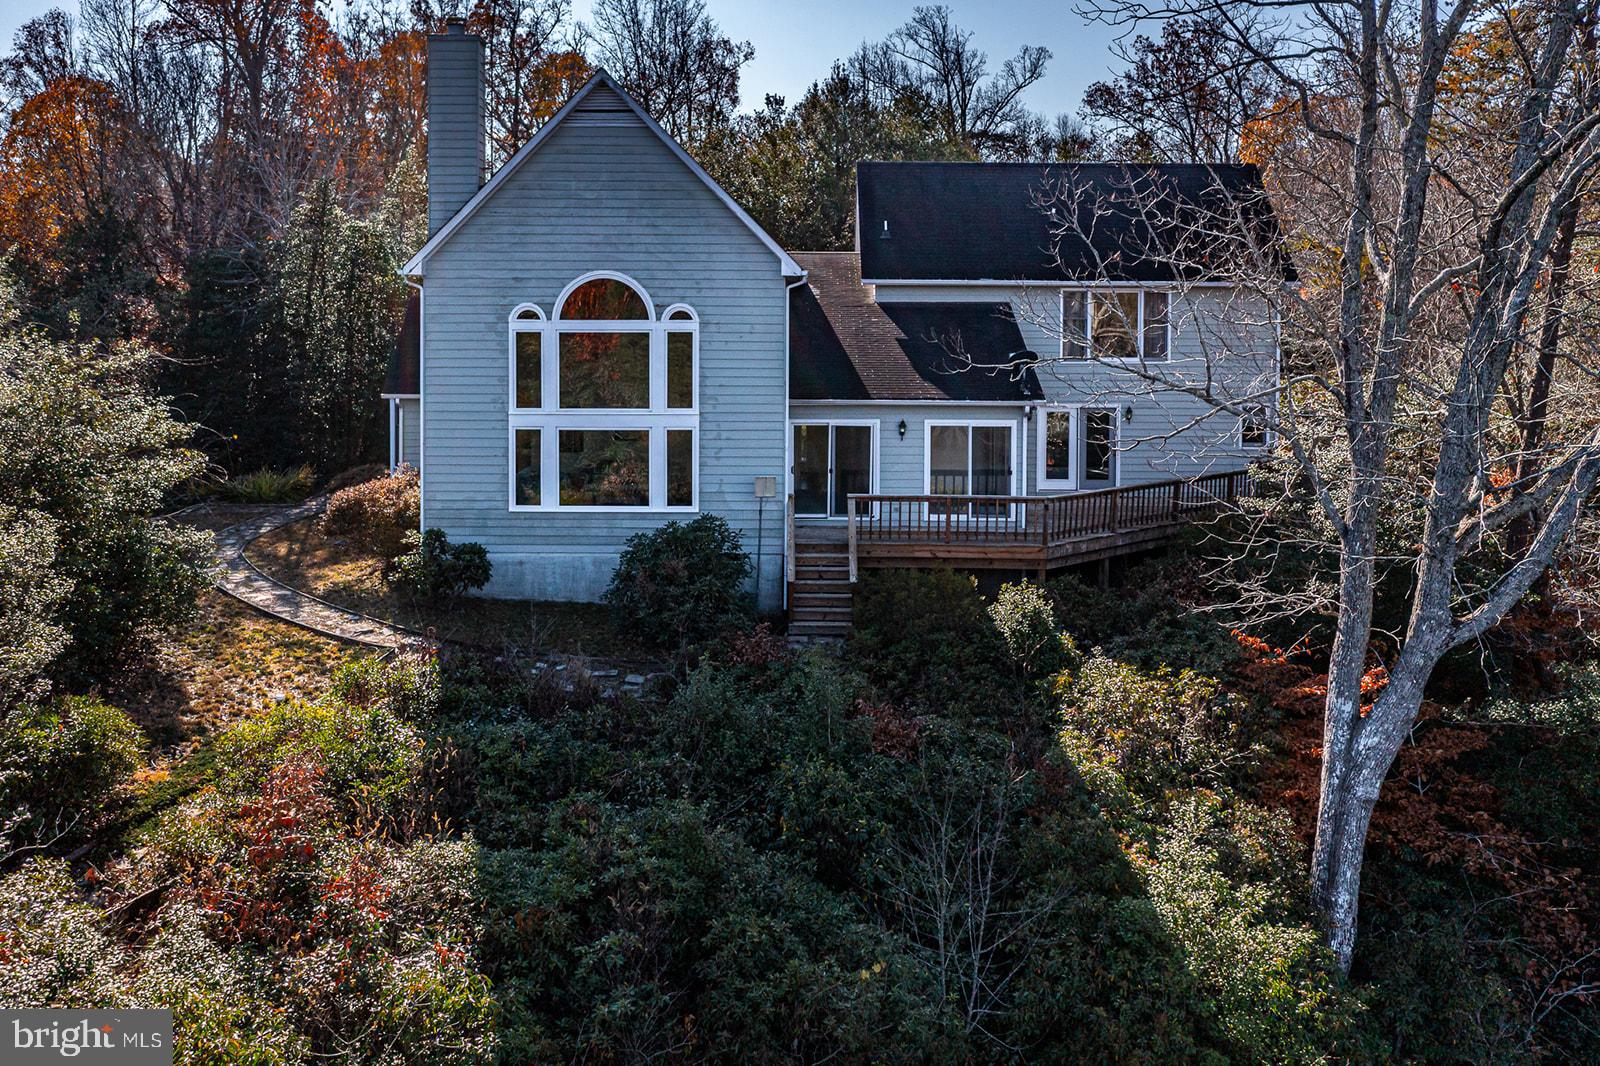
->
xmin=1232 ymin=631 xmax=1594 ymax=973
xmin=0 ymin=75 xmax=128 ymax=279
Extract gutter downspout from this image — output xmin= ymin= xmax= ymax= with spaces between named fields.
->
xmin=781 ymin=271 xmax=809 ymax=614
xmin=405 ymin=276 xmax=425 ymax=534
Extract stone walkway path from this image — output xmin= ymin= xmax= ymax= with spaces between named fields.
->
xmin=207 ymin=497 xmax=666 ymax=696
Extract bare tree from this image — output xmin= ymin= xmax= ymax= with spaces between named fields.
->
xmin=1028 ymin=0 xmax=1600 ymax=973
xmin=850 ymin=4 xmax=1052 ymax=159
xmin=584 ymin=0 xmax=751 ymax=148
xmin=880 ymin=764 xmax=1069 ymax=1050
xmin=1081 ymin=15 xmax=1279 ymax=163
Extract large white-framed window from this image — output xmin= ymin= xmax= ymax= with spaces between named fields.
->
xmin=1060 ymin=288 xmax=1170 ymax=361
xmin=506 ymin=272 xmax=699 ymax=511
xmin=925 ymin=419 xmax=1019 ymax=518
xmin=1034 ymin=406 xmax=1121 ymax=490
xmin=788 ymin=420 xmax=879 ymax=519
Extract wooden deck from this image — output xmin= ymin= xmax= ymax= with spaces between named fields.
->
xmin=836 ymin=470 xmax=1253 ymax=580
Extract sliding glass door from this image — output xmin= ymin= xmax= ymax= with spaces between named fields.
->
xmin=927 ymin=422 xmax=1015 ymax=517
xmin=791 ymin=422 xmax=875 ymax=517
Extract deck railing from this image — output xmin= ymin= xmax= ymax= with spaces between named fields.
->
xmin=844 ymin=470 xmax=1253 ymax=577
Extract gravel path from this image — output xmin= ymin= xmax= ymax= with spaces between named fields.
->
xmin=207 ymin=497 xmax=666 ymax=695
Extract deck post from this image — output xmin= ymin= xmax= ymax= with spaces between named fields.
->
xmin=1171 ymin=479 xmax=1182 ymax=519
xmin=846 ymin=496 xmax=858 ymax=584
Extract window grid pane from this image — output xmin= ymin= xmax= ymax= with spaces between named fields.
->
xmin=929 ymin=425 xmax=970 ymax=495
xmin=515 ymin=331 xmax=541 ymax=408
xmin=1242 ymin=406 xmax=1270 ymax=446
xmin=514 ymin=428 xmax=541 ymax=506
xmin=1143 ymin=291 xmax=1169 ymax=360
xmin=1044 ymin=411 xmax=1072 ymax=482
xmin=1062 ymin=291 xmax=1087 ymax=359
xmin=558 ymin=429 xmax=650 ymax=506
xmin=561 ymin=278 xmax=648 ymax=319
xmin=559 ymin=332 xmax=650 ymax=409
xmin=666 ymin=429 xmax=694 ymax=507
xmin=667 ymin=332 xmax=693 ymax=409
xmin=1091 ymin=292 xmax=1140 ymax=359
xmin=1084 ymin=410 xmax=1115 ymax=482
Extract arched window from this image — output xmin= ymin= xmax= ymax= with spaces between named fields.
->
xmin=508 ymin=305 xmax=545 ymax=410
xmin=557 ymin=274 xmax=651 ymax=320
xmin=508 ymin=277 xmax=699 ymax=513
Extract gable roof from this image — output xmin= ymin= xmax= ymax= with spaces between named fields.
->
xmin=856 ymin=161 xmax=1292 ymax=283
xmin=382 ymin=290 xmax=420 ymax=397
xmin=402 ymin=70 xmax=803 ymax=278
xmin=790 ymin=252 xmax=1043 ymax=402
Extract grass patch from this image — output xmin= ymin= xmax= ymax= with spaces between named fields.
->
xmin=105 ymin=590 xmax=374 ymax=759
xmin=246 ymin=518 xmax=657 ymax=663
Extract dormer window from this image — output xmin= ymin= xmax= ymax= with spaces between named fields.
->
xmin=1060 ymin=289 xmax=1170 ymax=361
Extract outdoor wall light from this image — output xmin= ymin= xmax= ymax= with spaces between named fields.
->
xmin=1123 ymin=405 xmax=1134 ymax=423
xmin=898 ymin=419 xmax=908 ymax=439
xmin=1024 ymin=405 xmax=1035 ymax=422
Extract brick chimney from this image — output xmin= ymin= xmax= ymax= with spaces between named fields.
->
xmin=427 ymin=19 xmax=485 ymax=235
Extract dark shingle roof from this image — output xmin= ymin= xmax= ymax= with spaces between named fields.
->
xmin=384 ymin=291 xmax=420 ymax=396
xmin=856 ymin=161 xmax=1291 ymax=282
xmin=789 ymin=252 xmax=1043 ymax=402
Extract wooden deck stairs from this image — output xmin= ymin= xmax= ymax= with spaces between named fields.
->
xmin=787 ymin=528 xmax=853 ymax=644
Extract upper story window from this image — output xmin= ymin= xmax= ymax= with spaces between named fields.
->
xmin=1061 ymin=289 xmax=1170 ymax=362
xmin=508 ymin=273 xmax=699 ymax=511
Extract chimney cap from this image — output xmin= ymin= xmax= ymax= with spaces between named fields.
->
xmin=444 ymin=16 xmax=467 ymax=34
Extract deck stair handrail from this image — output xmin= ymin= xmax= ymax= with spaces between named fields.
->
xmin=843 ymin=470 xmax=1253 ymax=579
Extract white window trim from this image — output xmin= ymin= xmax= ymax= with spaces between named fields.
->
xmin=1036 ymin=406 xmax=1077 ymax=490
xmin=1060 ymin=288 xmax=1172 ymax=363
xmin=786 ymin=419 xmax=881 ymax=520
xmin=507 ymin=273 xmax=700 ymax=513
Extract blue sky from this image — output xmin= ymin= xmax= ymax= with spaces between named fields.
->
xmin=0 ymin=0 xmax=1126 ymax=118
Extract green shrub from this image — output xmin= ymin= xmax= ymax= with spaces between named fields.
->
xmin=1143 ymin=797 xmax=1368 ymax=1062
xmin=604 ymin=514 xmax=753 ymax=652
xmin=0 ymin=697 xmax=143 ymax=850
xmin=1059 ymin=654 xmax=1261 ymax=807
xmin=216 ymin=464 xmax=315 ymax=503
xmin=386 ymin=528 xmax=491 ymax=602
xmin=0 ymin=505 xmax=69 ymax=707
xmin=320 ymin=466 xmax=419 ymax=558
xmin=0 ymin=330 xmax=209 ymax=687
xmin=0 ymin=859 xmax=122 ymax=1006
xmin=990 ymin=580 xmax=1080 ymax=681
xmin=1046 ymin=558 xmax=1240 ymax=676
xmin=851 ymin=568 xmax=1024 ymax=718
xmin=209 ymin=692 xmax=424 ymax=812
